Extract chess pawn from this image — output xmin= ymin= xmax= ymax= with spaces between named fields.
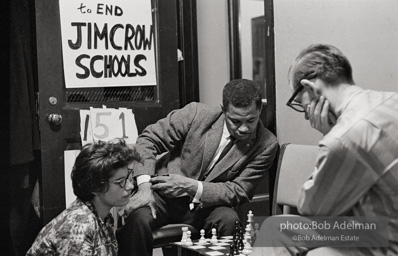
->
xmin=185 ymin=230 xmax=193 ymax=246
xmin=254 ymin=223 xmax=260 ymax=242
xmin=181 ymin=226 xmax=188 ymax=243
xmin=210 ymin=228 xmax=218 ymax=244
xmin=242 ymin=240 xmax=252 ymax=255
xmin=198 ymin=229 xmax=207 ymax=245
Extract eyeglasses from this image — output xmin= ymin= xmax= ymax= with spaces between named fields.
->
xmin=105 ymin=169 xmax=134 ymax=188
xmin=286 ymin=83 xmax=305 ymax=112
xmin=286 ymin=73 xmax=318 ymax=113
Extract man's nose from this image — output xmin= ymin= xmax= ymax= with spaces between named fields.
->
xmin=239 ymin=123 xmax=249 ymax=132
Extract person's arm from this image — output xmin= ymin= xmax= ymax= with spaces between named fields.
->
xmin=199 ymin=138 xmax=278 ymax=208
xmin=297 ymin=140 xmax=378 ymax=216
xmin=134 ymin=102 xmax=199 ymax=177
xmin=122 ymin=103 xmax=199 ymax=218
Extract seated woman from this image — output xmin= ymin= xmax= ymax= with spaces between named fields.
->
xmin=27 ymin=138 xmax=139 ymax=256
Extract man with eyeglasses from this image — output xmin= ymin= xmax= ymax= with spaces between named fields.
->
xmin=258 ymin=44 xmax=398 ymax=255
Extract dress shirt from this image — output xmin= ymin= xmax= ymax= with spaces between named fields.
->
xmin=298 ymin=86 xmax=398 ymax=245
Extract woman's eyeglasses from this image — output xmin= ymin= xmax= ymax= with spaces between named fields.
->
xmin=105 ymin=169 xmax=134 ymax=188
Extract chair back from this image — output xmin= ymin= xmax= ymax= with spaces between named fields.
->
xmin=272 ymin=143 xmax=319 ymax=215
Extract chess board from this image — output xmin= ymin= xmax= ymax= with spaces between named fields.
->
xmin=173 ymin=236 xmax=249 ymax=256
xmin=172 ymin=211 xmax=257 ymax=256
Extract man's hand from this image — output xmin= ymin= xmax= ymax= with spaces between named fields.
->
xmin=120 ymin=182 xmax=157 ymax=219
xmin=150 ymin=174 xmax=198 ymax=198
xmin=308 ymin=96 xmax=337 ymax=135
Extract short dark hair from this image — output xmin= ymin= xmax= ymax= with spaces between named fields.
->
xmin=289 ymin=44 xmax=355 ymax=89
xmin=222 ymin=79 xmax=262 ymax=110
xmin=71 ymin=138 xmax=139 ymax=202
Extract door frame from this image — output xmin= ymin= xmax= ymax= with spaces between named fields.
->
xmin=35 ymin=0 xmax=198 ymax=224
xmin=227 ymin=0 xmax=277 ymax=217
xmin=227 ymin=0 xmax=276 ymax=135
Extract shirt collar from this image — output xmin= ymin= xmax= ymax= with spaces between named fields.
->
xmin=222 ymin=121 xmax=232 ymax=140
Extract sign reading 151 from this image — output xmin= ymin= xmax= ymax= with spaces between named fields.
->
xmin=80 ymin=108 xmax=138 ymax=145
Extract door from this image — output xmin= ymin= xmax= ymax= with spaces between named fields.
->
xmin=227 ymin=0 xmax=277 ymax=218
xmin=35 ymin=0 xmax=182 ymax=224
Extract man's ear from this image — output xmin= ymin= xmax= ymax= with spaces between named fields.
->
xmin=300 ymin=79 xmax=321 ymax=97
xmin=220 ymin=104 xmax=226 ymax=113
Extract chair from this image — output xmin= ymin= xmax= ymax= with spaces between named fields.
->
xmin=115 ymin=217 xmax=198 ymax=256
xmin=272 ymin=143 xmax=319 ymax=215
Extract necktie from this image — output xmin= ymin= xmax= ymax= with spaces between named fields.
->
xmin=202 ymin=136 xmax=236 ymax=180
xmin=216 ymin=136 xmax=235 ymax=164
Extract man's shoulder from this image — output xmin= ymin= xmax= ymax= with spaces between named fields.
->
xmin=256 ymin=122 xmax=278 ymax=148
xmin=183 ymin=102 xmax=220 ymax=113
xmin=180 ymin=102 xmax=222 ymax=122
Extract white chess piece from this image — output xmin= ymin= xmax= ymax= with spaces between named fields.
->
xmin=247 ymin=210 xmax=254 ymax=238
xmin=181 ymin=226 xmax=188 ymax=243
xmin=210 ymin=228 xmax=218 ymax=244
xmin=242 ymin=240 xmax=252 ymax=255
xmin=254 ymin=223 xmax=260 ymax=238
xmin=198 ymin=229 xmax=207 ymax=245
xmin=185 ymin=230 xmax=193 ymax=246
xmin=245 ymin=224 xmax=252 ymax=245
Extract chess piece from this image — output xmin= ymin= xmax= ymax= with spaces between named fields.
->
xmin=245 ymin=224 xmax=252 ymax=246
xmin=210 ymin=228 xmax=218 ymax=244
xmin=247 ymin=210 xmax=254 ymax=238
xmin=233 ymin=220 xmax=241 ymax=244
xmin=185 ymin=230 xmax=193 ymax=246
xmin=238 ymin=228 xmax=245 ymax=252
xmin=242 ymin=240 xmax=252 ymax=255
xmin=234 ymin=239 xmax=240 ymax=255
xmin=198 ymin=229 xmax=207 ymax=245
xmin=229 ymin=243 xmax=235 ymax=256
xmin=181 ymin=226 xmax=188 ymax=243
xmin=254 ymin=223 xmax=260 ymax=242
xmin=213 ymin=223 xmax=220 ymax=238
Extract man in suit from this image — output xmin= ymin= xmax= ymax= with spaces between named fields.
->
xmin=116 ymin=79 xmax=278 ymax=256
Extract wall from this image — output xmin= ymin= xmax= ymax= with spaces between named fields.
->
xmin=196 ymin=0 xmax=230 ymax=107
xmin=241 ymin=0 xmax=264 ymax=80
xmin=274 ymin=0 xmax=398 ymax=145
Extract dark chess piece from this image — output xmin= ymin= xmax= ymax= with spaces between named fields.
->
xmin=213 ymin=223 xmax=220 ymax=238
xmin=238 ymin=229 xmax=245 ymax=251
xmin=229 ymin=243 xmax=235 ymax=256
xmin=233 ymin=220 xmax=240 ymax=244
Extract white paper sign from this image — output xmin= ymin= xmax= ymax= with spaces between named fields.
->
xmin=80 ymin=107 xmax=138 ymax=145
xmin=59 ymin=0 xmax=156 ymax=88
xmin=64 ymin=150 xmax=80 ymax=207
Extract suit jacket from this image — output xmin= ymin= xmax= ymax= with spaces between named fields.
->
xmin=135 ymin=102 xmax=278 ymax=208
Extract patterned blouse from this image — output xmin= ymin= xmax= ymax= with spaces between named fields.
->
xmin=27 ymin=198 xmax=117 ymax=256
